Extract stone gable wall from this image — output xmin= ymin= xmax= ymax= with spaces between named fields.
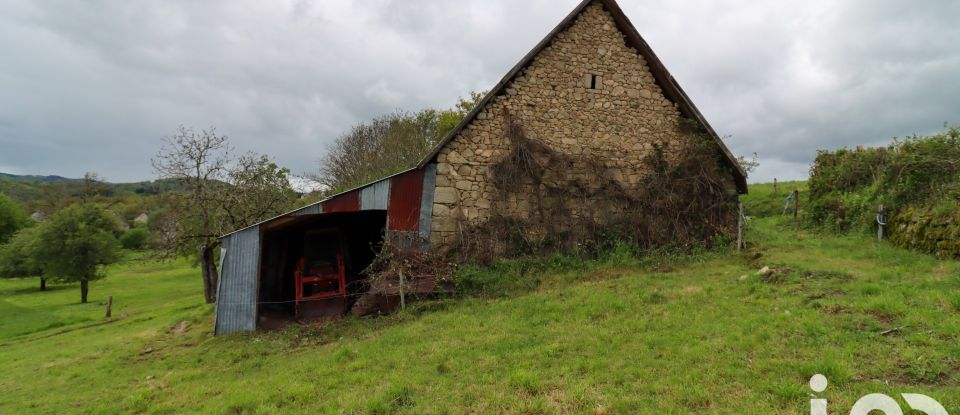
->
xmin=430 ymin=3 xmax=734 ymax=248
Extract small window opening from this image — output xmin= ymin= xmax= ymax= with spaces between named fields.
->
xmin=589 ymin=74 xmax=599 ymax=89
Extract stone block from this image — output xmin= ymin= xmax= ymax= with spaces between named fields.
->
xmin=434 ymin=187 xmax=459 ymax=204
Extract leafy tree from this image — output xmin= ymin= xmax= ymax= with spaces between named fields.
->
xmin=0 ymin=226 xmax=45 ymax=290
xmin=79 ymin=172 xmax=112 ymax=202
xmin=436 ymin=90 xmax=484 ymax=139
xmin=34 ymin=204 xmax=120 ymax=303
xmin=312 ymin=92 xmax=485 ymax=194
xmin=152 ymin=126 xmax=297 ymax=303
xmin=0 ymin=192 xmax=27 ymax=244
xmin=119 ymin=227 xmax=150 ymax=250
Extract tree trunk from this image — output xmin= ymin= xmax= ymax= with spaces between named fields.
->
xmin=80 ymin=280 xmax=89 ymax=304
xmin=40 ymin=278 xmax=46 ymax=291
xmin=200 ymin=245 xmax=219 ymax=304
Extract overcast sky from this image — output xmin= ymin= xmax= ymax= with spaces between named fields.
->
xmin=1 ymin=0 xmax=958 ymax=184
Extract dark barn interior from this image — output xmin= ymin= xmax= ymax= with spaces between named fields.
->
xmin=256 ymin=211 xmax=387 ymax=329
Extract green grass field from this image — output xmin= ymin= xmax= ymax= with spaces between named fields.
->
xmin=1 ymin=197 xmax=958 ymax=413
xmin=741 ymin=180 xmax=808 ymax=218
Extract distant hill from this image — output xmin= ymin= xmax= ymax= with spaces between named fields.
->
xmin=0 ymin=172 xmax=190 ymax=205
xmin=0 ymin=173 xmax=80 ymax=183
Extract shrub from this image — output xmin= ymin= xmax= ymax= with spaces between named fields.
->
xmin=119 ymin=227 xmax=150 ymax=250
xmin=807 ymin=124 xmax=960 ymax=256
xmin=0 ymin=192 xmax=27 ymax=244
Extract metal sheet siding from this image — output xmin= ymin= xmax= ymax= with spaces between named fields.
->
xmin=360 ymin=180 xmax=391 ymax=210
xmin=323 ymin=192 xmax=360 ymax=213
xmin=418 ymin=164 xmax=437 ymax=241
xmin=290 ymin=204 xmax=322 ymax=216
xmin=214 ymin=226 xmax=260 ymax=335
xmin=387 ymin=169 xmax=425 ymax=232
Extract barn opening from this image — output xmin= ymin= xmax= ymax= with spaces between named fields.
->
xmin=256 ymin=210 xmax=387 ymax=329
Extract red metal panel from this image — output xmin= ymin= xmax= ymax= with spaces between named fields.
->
xmin=387 ymin=169 xmax=425 ymax=231
xmin=323 ymin=191 xmax=360 ymax=213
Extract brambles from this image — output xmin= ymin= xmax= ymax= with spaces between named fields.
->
xmin=807 ymin=123 xmax=960 ymax=257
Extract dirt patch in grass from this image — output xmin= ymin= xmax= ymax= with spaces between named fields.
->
xmin=171 ymin=321 xmax=189 ymax=335
xmin=585 ymin=267 xmax=630 ymax=282
xmin=680 ymin=285 xmax=704 ymax=295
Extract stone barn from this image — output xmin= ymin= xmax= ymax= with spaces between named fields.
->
xmin=214 ymin=0 xmax=746 ymax=334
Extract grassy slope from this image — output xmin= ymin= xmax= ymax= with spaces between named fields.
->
xmin=741 ymin=180 xmax=809 ymax=218
xmin=1 ymin=217 xmax=958 ymax=413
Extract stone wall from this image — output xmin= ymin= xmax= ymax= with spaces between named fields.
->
xmin=430 ymin=3 xmax=735 ymax=248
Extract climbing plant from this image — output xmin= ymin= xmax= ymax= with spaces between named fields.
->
xmin=454 ymin=110 xmax=739 ymax=263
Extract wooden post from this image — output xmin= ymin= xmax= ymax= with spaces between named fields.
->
xmin=877 ymin=204 xmax=885 ymax=242
xmin=773 ymin=178 xmax=778 ymax=194
xmin=736 ymin=201 xmax=743 ymax=251
xmin=398 ymin=270 xmax=406 ymax=310
xmin=105 ymin=296 xmax=113 ymax=319
xmin=793 ymin=189 xmax=799 ymax=224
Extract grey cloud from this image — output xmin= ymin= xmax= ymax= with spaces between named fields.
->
xmin=0 ymin=0 xmax=957 ymax=184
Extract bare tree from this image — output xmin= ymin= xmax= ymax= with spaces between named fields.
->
xmin=311 ymin=92 xmax=485 ymax=194
xmin=152 ymin=126 xmax=296 ymax=303
xmin=735 ymin=152 xmax=760 ymax=175
xmin=312 ymin=110 xmax=440 ymax=194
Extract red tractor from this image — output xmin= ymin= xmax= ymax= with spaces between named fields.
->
xmin=293 ymin=229 xmax=348 ymax=319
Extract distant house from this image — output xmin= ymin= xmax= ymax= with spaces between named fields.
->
xmin=214 ymin=0 xmax=747 ymax=335
xmin=29 ymin=211 xmax=45 ymax=222
xmin=133 ymin=213 xmax=149 ymax=225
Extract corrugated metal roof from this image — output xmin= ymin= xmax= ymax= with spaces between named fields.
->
xmin=214 ymin=166 xmax=437 ymax=334
xmin=220 ymin=167 xmax=419 ymax=238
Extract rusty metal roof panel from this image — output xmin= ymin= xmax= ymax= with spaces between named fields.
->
xmin=322 ymin=191 xmax=360 ymax=213
xmin=387 ymin=168 xmax=426 ymax=232
xmin=289 ymin=204 xmax=322 ymax=216
xmin=220 ymin=167 xmax=419 ymax=238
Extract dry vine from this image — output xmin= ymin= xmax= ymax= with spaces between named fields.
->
xmin=351 ymin=238 xmax=455 ymax=316
xmin=455 ymin=110 xmax=738 ymax=262
xmin=360 ymin=111 xmax=740 ymax=304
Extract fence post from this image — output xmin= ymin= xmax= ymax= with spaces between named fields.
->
xmin=399 ymin=269 xmax=406 ymax=310
xmin=105 ymin=296 xmax=112 ymax=319
xmin=877 ymin=204 xmax=885 ymax=242
xmin=737 ymin=201 xmax=744 ymax=251
xmin=793 ymin=189 xmax=799 ymax=225
xmin=773 ymin=178 xmax=778 ymax=194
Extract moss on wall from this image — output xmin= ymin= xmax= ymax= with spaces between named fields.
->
xmin=891 ymin=205 xmax=960 ymax=259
